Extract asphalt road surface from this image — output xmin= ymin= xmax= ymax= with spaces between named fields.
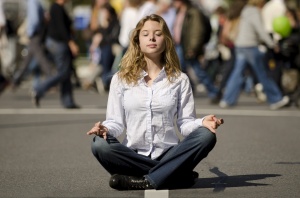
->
xmin=0 ymin=85 xmax=300 ymax=198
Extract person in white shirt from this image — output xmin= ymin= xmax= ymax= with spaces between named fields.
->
xmin=262 ymin=0 xmax=287 ymax=42
xmin=86 ymin=14 xmax=224 ymax=190
xmin=261 ymin=0 xmax=287 ymax=89
xmin=156 ymin=0 xmax=176 ymax=34
xmin=137 ymin=0 xmax=157 ymax=21
xmin=118 ymin=0 xmax=141 ymax=50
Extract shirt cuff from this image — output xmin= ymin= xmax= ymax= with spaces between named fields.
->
xmin=196 ymin=116 xmax=206 ymax=127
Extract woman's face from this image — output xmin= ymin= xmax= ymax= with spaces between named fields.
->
xmin=139 ymin=20 xmax=166 ymax=57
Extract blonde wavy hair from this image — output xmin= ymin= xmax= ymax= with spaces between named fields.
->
xmin=118 ymin=14 xmax=181 ymax=85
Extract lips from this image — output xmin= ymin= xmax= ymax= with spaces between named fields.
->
xmin=147 ymin=44 xmax=157 ymax=48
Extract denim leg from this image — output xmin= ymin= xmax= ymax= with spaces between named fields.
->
xmin=186 ymin=59 xmax=219 ymax=98
xmin=36 ymin=38 xmax=74 ymax=106
xmin=13 ymin=46 xmax=34 ymax=85
xmin=99 ymin=45 xmax=114 ymax=88
xmin=145 ymin=127 xmax=216 ymax=189
xmin=91 ymin=135 xmax=158 ymax=176
xmin=245 ymin=47 xmax=283 ymax=104
xmin=175 ymin=45 xmax=197 ymax=90
xmin=30 ymin=35 xmax=52 ymax=76
xmin=244 ymin=75 xmax=254 ymax=94
xmin=175 ymin=45 xmax=186 ymax=73
xmin=60 ymin=73 xmax=74 ymax=107
xmin=30 ymin=59 xmax=41 ymax=89
xmin=219 ymin=48 xmax=235 ymax=91
xmin=222 ymin=50 xmax=247 ymax=105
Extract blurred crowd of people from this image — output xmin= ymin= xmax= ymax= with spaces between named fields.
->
xmin=0 ymin=0 xmax=299 ymax=110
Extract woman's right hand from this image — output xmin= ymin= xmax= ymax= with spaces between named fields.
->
xmin=86 ymin=121 xmax=108 ymax=139
xmin=202 ymin=115 xmax=224 ymax=133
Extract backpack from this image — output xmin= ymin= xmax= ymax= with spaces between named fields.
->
xmin=199 ymin=10 xmax=212 ymax=45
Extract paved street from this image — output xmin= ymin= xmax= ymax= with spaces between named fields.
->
xmin=0 ymin=83 xmax=300 ymax=198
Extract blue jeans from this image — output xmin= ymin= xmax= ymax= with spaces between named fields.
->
xmin=175 ymin=45 xmax=218 ymax=98
xmin=91 ymin=127 xmax=216 ymax=189
xmin=29 ymin=58 xmax=41 ymax=89
xmin=99 ymin=45 xmax=114 ymax=89
xmin=222 ymin=47 xmax=283 ymax=105
xmin=35 ymin=37 xmax=75 ymax=107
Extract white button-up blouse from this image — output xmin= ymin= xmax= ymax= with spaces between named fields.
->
xmin=102 ymin=68 xmax=204 ymax=159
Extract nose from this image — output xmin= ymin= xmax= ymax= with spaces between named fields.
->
xmin=149 ymin=35 xmax=156 ymax=42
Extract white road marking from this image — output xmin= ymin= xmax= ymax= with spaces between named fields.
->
xmin=0 ymin=108 xmax=106 ymax=114
xmin=0 ymin=108 xmax=299 ymax=117
xmin=145 ymin=189 xmax=169 ymax=198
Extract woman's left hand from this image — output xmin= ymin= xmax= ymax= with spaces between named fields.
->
xmin=86 ymin=121 xmax=108 ymax=139
xmin=202 ymin=115 xmax=224 ymax=133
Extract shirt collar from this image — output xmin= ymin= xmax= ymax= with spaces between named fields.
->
xmin=138 ymin=67 xmax=166 ymax=84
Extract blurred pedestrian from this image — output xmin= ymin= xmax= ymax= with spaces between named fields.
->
xmin=173 ymin=0 xmax=219 ymax=102
xmin=137 ymin=0 xmax=157 ymax=20
xmin=110 ymin=0 xmax=142 ymax=74
xmin=118 ymin=0 xmax=141 ymax=52
xmin=219 ymin=0 xmax=289 ymax=110
xmin=277 ymin=7 xmax=300 ymax=106
xmin=203 ymin=6 xmax=227 ymax=85
xmin=87 ymin=14 xmax=224 ymax=190
xmin=156 ymin=0 xmax=176 ymax=32
xmin=262 ymin=0 xmax=287 ymax=42
xmin=82 ymin=0 xmax=109 ymax=55
xmin=89 ymin=0 xmax=109 ymax=33
xmin=262 ymin=0 xmax=288 ymax=89
xmin=218 ymin=0 xmax=249 ymax=98
xmin=32 ymin=0 xmax=80 ymax=109
xmin=0 ymin=1 xmax=17 ymax=80
xmin=80 ymin=0 xmax=109 ymax=91
xmin=89 ymin=2 xmax=120 ymax=92
xmin=0 ymin=0 xmax=9 ymax=94
xmin=12 ymin=0 xmax=53 ymax=91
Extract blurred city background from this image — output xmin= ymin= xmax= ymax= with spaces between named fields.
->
xmin=1 ymin=0 xmax=300 ymax=108
xmin=1 ymin=1 xmax=300 ymax=197
xmin=2 ymin=0 xmax=300 ymax=53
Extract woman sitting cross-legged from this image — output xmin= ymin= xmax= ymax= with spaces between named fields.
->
xmin=86 ymin=14 xmax=224 ymax=190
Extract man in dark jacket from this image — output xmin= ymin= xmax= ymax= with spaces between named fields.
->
xmin=173 ymin=0 xmax=219 ymax=102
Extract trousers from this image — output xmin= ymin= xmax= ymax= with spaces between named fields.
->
xmin=35 ymin=37 xmax=75 ymax=107
xmin=91 ymin=127 xmax=216 ymax=189
xmin=222 ymin=47 xmax=283 ymax=105
xmin=13 ymin=34 xmax=52 ymax=86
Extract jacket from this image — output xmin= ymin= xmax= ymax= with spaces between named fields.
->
xmin=181 ymin=5 xmax=205 ymax=59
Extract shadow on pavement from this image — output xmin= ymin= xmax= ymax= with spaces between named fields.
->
xmin=192 ymin=173 xmax=281 ymax=192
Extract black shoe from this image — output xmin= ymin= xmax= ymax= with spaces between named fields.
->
xmin=109 ymin=174 xmax=154 ymax=190
xmin=0 ymin=76 xmax=9 ymax=94
xmin=31 ymin=91 xmax=40 ymax=108
xmin=192 ymin=171 xmax=199 ymax=179
xmin=210 ymin=92 xmax=222 ymax=104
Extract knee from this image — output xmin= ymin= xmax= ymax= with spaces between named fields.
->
xmin=91 ymin=136 xmax=111 ymax=157
xmin=192 ymin=127 xmax=217 ymax=148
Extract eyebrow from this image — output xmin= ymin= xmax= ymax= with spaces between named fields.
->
xmin=141 ymin=29 xmax=162 ymax=33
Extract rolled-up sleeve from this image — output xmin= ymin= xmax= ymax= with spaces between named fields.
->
xmin=176 ymin=77 xmax=203 ymax=137
xmin=102 ymin=74 xmax=126 ymax=137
